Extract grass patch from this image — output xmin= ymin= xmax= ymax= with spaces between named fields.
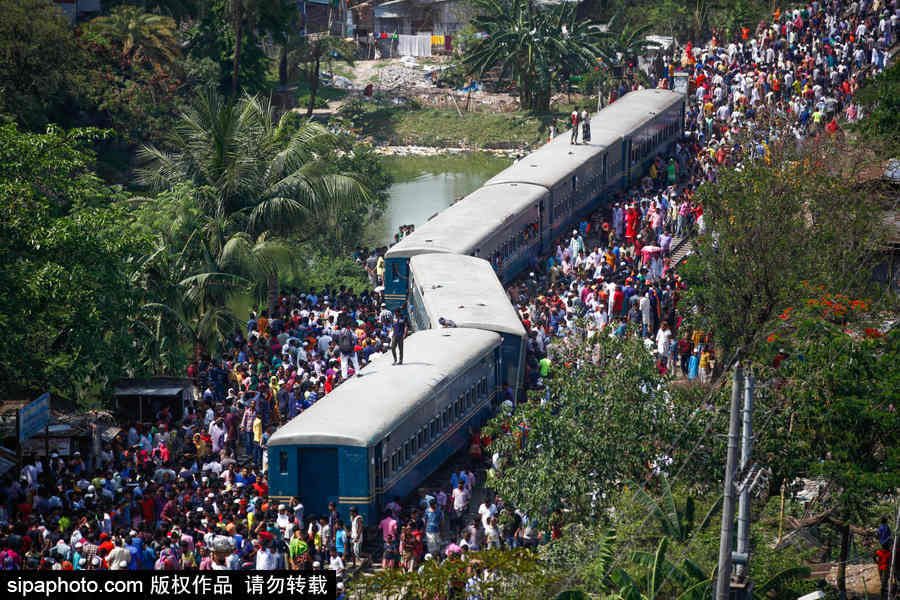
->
xmin=354 ymin=103 xmax=569 ymax=148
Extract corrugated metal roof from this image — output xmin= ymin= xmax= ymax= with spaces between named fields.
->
xmin=375 ymin=0 xmax=409 ymax=18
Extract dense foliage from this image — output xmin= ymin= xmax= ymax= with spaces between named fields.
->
xmin=679 ymin=139 xmax=890 ymax=362
xmin=465 ymin=0 xmax=608 ymax=111
xmin=0 ymin=124 xmax=150 ymax=404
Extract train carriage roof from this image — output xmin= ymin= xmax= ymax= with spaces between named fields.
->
xmin=408 ymin=254 xmax=527 ymax=338
xmin=384 ymin=183 xmax=547 ymax=259
xmin=485 ymin=90 xmax=681 ymax=189
xmin=589 ymin=89 xmax=684 ymax=136
xmin=268 ymin=328 xmax=501 ymax=448
xmin=484 ymin=129 xmax=611 ymax=188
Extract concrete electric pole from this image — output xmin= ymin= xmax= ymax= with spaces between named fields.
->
xmin=715 ymin=364 xmax=743 ymax=600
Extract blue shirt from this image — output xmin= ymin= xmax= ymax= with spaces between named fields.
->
xmin=335 ymin=529 xmax=347 ymax=553
xmin=878 ymin=524 xmax=891 ymax=546
xmin=425 ymin=508 xmax=442 ymax=533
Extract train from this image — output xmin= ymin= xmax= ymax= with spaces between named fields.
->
xmin=268 ymin=328 xmax=502 ymax=523
xmin=268 ymin=89 xmax=684 ymax=523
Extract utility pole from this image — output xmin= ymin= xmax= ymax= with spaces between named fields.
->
xmin=889 ymin=498 xmax=900 ymax=599
xmin=735 ymin=374 xmax=754 ymax=575
xmin=716 ymin=364 xmax=743 ymax=600
xmin=732 ymin=373 xmax=755 ymax=600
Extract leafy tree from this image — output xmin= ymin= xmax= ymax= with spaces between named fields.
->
xmin=289 ymin=35 xmax=356 ymax=117
xmin=0 ymin=0 xmax=81 ymax=130
xmin=225 ymin=0 xmax=292 ymax=95
xmin=139 ymin=90 xmax=369 ymax=322
xmin=602 ymin=13 xmax=661 ymax=69
xmin=349 ymin=548 xmax=554 ymax=600
xmin=484 ymin=327 xmax=696 ymax=523
xmin=186 ymin=0 xmax=289 ymax=95
xmin=0 ymin=124 xmax=150 ymax=404
xmin=853 ymin=61 xmax=900 ymax=155
xmin=610 ymin=537 xmax=712 ymax=600
xmin=766 ymin=291 xmax=900 ymax=596
xmin=465 ymin=0 xmax=607 ymax=111
xmin=104 ymin=0 xmax=201 ymax=24
xmin=679 ymin=139 xmax=888 ymax=365
xmin=630 ymin=475 xmax=721 ymax=543
xmin=84 ymin=6 xmax=182 ymax=74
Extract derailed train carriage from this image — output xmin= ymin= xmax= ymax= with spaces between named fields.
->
xmin=268 ymin=328 xmax=501 ymax=523
xmin=268 ymin=90 xmax=684 ymax=522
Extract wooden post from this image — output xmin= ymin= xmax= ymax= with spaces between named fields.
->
xmin=449 ymin=94 xmax=463 ymax=118
xmin=776 ymin=412 xmax=795 ymax=544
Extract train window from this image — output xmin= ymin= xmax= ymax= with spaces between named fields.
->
xmin=454 ymin=399 xmax=461 ymax=420
xmin=571 ymin=176 xmax=577 ymax=191
xmin=404 ymin=441 xmax=411 ymax=462
xmin=443 ymin=407 xmax=450 ymax=429
xmin=411 ymin=436 xmax=417 ymax=455
xmin=381 ymin=460 xmax=389 ymax=482
xmin=467 ymin=388 xmax=474 ymax=409
xmin=418 ymin=429 xmax=425 ymax=448
xmin=279 ymin=451 xmax=288 ymax=475
xmin=391 ymin=452 xmax=397 ymax=472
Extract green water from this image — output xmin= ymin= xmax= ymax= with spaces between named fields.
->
xmin=364 ymin=152 xmax=513 ymax=247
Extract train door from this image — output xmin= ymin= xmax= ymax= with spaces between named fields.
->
xmin=624 ymin=139 xmax=633 ymax=187
xmin=373 ymin=441 xmax=385 ymax=512
xmin=384 ymin=258 xmax=409 ymax=311
xmin=538 ymin=198 xmax=547 ymax=254
xmin=298 ymin=447 xmax=339 ymax=517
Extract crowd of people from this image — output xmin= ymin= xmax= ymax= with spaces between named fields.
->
xmin=0 ymin=0 xmax=894 ymax=583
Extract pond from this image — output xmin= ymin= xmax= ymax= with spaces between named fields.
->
xmin=363 ymin=152 xmax=513 ymax=247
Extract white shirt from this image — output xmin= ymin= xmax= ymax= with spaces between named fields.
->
xmin=329 ymin=555 xmax=344 ymax=575
xmin=452 ymin=487 xmax=470 ymax=511
xmin=656 ymin=328 xmax=672 ymax=356
xmin=255 ymin=547 xmax=278 ymax=570
xmin=478 ymin=503 xmax=497 ymax=528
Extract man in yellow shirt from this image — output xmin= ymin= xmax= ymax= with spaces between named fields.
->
xmin=253 ymin=414 xmax=263 ymax=466
xmin=376 ymin=255 xmax=385 ymax=285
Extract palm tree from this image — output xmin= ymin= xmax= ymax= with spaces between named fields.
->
xmin=226 ymin=0 xmax=284 ymax=96
xmin=139 ymin=89 xmax=369 ymax=314
xmin=602 ymin=13 xmax=662 ymax=70
xmin=86 ymin=6 xmax=181 ymax=72
xmin=610 ymin=537 xmax=713 ymax=600
xmin=629 ymin=475 xmax=722 ymax=543
xmin=465 ymin=0 xmax=608 ymax=112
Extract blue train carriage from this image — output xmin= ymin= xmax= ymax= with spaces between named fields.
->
xmin=383 ymin=183 xmax=547 ymax=310
xmin=484 ymin=127 xmax=613 ymax=245
xmin=592 ymin=89 xmax=685 ymax=187
xmin=407 ymin=254 xmax=527 ymax=399
xmin=267 ymin=328 xmax=502 ymax=525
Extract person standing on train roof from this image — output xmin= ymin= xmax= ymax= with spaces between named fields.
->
xmin=581 ymin=107 xmax=591 ymax=142
xmin=337 ymin=318 xmax=361 ymax=379
xmin=570 ymin=107 xmax=580 ymax=144
xmin=391 ymin=307 xmax=408 ymax=365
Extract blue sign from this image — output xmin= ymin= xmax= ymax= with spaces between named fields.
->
xmin=19 ymin=393 xmax=50 ymax=441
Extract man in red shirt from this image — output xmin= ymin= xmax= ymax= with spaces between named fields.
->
xmin=612 ymin=285 xmax=625 ymax=316
xmin=875 ymin=543 xmax=892 ymax=600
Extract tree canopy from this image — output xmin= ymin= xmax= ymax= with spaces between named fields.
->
xmin=465 ymin=0 xmax=608 ymax=111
